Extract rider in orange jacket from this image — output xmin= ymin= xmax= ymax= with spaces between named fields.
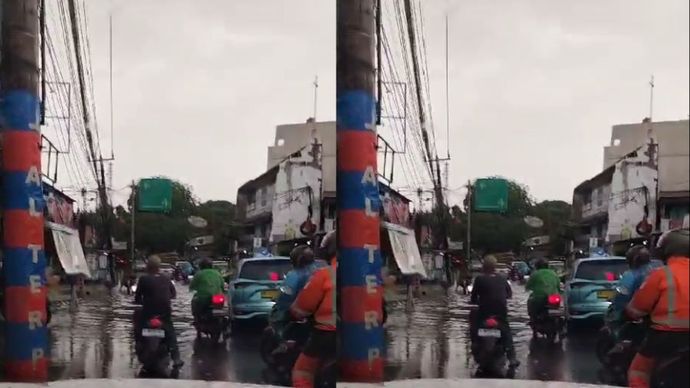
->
xmin=290 ymin=231 xmax=337 ymax=388
xmin=626 ymin=229 xmax=689 ymax=388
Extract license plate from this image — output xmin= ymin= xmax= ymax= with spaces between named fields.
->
xmin=142 ymin=328 xmax=165 ymax=338
xmin=478 ymin=328 xmax=501 ymax=338
xmin=261 ymin=290 xmax=279 ymax=299
xmin=548 ymin=309 xmax=563 ymax=316
xmin=212 ymin=309 xmax=226 ymax=317
xmin=597 ymin=290 xmax=615 ymax=299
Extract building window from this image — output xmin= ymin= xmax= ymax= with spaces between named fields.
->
xmin=260 ymin=187 xmax=267 ymax=207
xmin=583 ymin=191 xmax=592 ymax=205
xmin=247 ymin=190 xmax=256 ymax=205
xmin=596 ymin=187 xmax=604 ymax=207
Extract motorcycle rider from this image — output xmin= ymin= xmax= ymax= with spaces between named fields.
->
xmin=275 ymin=245 xmax=326 ymax=314
xmin=470 ymin=255 xmax=519 ymax=368
xmin=134 ymin=255 xmax=183 ymax=368
xmin=190 ymin=258 xmax=226 ymax=321
xmin=611 ymin=245 xmax=659 ymax=322
xmin=525 ymin=258 xmax=561 ymax=330
xmin=626 ymin=229 xmax=689 ymax=388
xmin=290 ymin=230 xmax=337 ymax=388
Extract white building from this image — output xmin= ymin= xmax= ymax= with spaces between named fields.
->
xmin=573 ymin=118 xmax=689 ymax=254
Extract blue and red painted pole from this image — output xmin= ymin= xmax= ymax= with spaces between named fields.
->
xmin=337 ymin=0 xmax=384 ymax=382
xmin=1 ymin=0 xmax=49 ymax=381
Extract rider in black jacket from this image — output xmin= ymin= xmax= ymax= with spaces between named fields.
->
xmin=470 ymin=255 xmax=519 ymax=368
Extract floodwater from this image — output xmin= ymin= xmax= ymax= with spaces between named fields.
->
xmin=45 ymin=283 xmax=266 ymax=383
xmin=383 ymin=284 xmax=603 ymax=383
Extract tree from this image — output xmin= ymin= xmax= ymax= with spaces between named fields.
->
xmin=195 ymin=200 xmax=241 ymax=256
xmin=447 ymin=178 xmax=571 ymax=256
xmin=532 ymin=200 xmax=574 ymax=256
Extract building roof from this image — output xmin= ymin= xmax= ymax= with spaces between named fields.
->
xmin=238 ymin=165 xmax=279 ymax=192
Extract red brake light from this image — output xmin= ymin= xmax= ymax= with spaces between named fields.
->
xmin=211 ymin=294 xmax=225 ymax=305
xmin=269 ymin=272 xmax=279 ymax=281
xmin=148 ymin=317 xmax=162 ymax=328
xmin=548 ymin=294 xmax=561 ymax=306
xmin=485 ymin=318 xmax=498 ymax=328
xmin=605 ymin=272 xmax=615 ymax=281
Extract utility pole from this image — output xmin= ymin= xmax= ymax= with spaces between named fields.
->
xmin=66 ymin=0 xmax=115 ymax=284
xmin=466 ymin=180 xmax=472 ymax=265
xmin=337 ymin=0 xmax=383 ymax=383
xmin=1 ymin=0 xmax=49 ymax=381
xmin=130 ymin=181 xmax=137 ymax=264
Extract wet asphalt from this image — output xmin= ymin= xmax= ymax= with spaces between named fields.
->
xmin=383 ymin=283 xmax=603 ymax=383
xmin=4 ymin=281 xmax=605 ymax=385
xmin=45 ymin=283 xmax=266 ymax=383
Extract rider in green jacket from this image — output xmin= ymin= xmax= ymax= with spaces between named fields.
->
xmin=190 ymin=258 xmax=226 ymax=319
xmin=525 ymin=258 xmax=562 ymax=321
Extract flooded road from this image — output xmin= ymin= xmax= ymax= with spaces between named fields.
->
xmin=44 ymin=283 xmax=266 ymax=383
xmin=383 ymin=284 xmax=602 ymax=383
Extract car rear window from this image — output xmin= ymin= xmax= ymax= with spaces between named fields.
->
xmin=574 ymin=260 xmax=627 ymax=281
xmin=239 ymin=260 xmax=292 ymax=281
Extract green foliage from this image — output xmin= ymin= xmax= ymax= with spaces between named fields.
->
xmin=109 ymin=178 xmax=240 ymax=257
xmin=447 ymin=177 xmax=571 ymax=256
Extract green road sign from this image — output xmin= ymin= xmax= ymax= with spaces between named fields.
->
xmin=137 ymin=178 xmax=172 ymax=213
xmin=473 ymin=178 xmax=508 ymax=213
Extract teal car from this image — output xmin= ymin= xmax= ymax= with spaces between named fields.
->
xmin=227 ymin=256 xmax=292 ymax=323
xmin=564 ymin=256 xmax=628 ymax=324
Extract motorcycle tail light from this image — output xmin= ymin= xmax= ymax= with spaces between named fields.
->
xmin=268 ymin=272 xmax=279 ymax=281
xmin=485 ymin=318 xmax=498 ymax=328
xmin=148 ymin=317 xmax=162 ymax=328
xmin=605 ymin=272 xmax=615 ymax=281
xmin=212 ymin=294 xmax=226 ymax=305
xmin=548 ymin=294 xmax=562 ymax=306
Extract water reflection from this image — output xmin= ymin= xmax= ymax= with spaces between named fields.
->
xmin=384 ymin=285 xmax=603 ymax=384
xmin=45 ymin=284 xmax=265 ymax=383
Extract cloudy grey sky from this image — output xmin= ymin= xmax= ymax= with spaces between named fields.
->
xmin=80 ymin=0 xmax=687 ymax=205
xmin=84 ymin=0 xmax=335 ymax=205
xmin=422 ymin=0 xmax=689 ymax=203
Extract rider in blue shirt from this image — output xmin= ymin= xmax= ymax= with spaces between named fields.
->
xmin=274 ymin=245 xmax=326 ymax=318
xmin=611 ymin=245 xmax=661 ymax=320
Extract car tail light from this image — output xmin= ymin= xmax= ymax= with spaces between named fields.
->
xmin=484 ymin=318 xmax=498 ymax=328
xmin=212 ymin=294 xmax=225 ymax=305
xmin=268 ymin=272 xmax=279 ymax=281
xmin=548 ymin=294 xmax=561 ymax=306
xmin=148 ymin=317 xmax=162 ymax=328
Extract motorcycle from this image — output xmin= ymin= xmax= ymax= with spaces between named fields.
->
xmin=134 ymin=312 xmax=170 ymax=376
xmin=471 ymin=315 xmax=507 ymax=377
xmin=260 ymin=311 xmax=335 ymax=387
xmin=651 ymin=346 xmax=689 ymax=388
xmin=193 ymin=293 xmax=230 ymax=344
xmin=530 ymin=294 xmax=565 ymax=344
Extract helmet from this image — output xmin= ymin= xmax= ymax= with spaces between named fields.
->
xmin=625 ymin=245 xmax=651 ymax=268
xmin=320 ymin=230 xmax=337 ymax=259
xmin=534 ymin=258 xmax=548 ymax=270
xmin=655 ymin=229 xmax=690 ymax=262
xmin=199 ymin=258 xmax=213 ymax=270
xmin=290 ymin=245 xmax=314 ymax=268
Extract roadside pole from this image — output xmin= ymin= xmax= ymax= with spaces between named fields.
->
xmin=130 ymin=181 xmax=136 ymax=266
xmin=0 ymin=0 xmax=49 ymax=381
xmin=337 ymin=0 xmax=384 ymax=382
xmin=466 ymin=180 xmax=472 ymax=265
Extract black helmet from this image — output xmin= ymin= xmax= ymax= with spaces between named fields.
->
xmin=655 ymin=229 xmax=690 ymax=262
xmin=290 ymin=245 xmax=314 ymax=268
xmin=199 ymin=258 xmax=213 ymax=270
xmin=626 ymin=244 xmax=651 ymax=268
xmin=534 ymin=258 xmax=548 ymax=270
